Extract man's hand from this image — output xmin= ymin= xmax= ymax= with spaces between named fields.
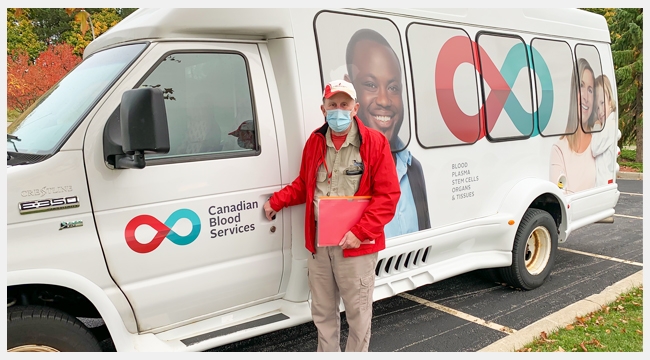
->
xmin=339 ymin=231 xmax=361 ymax=249
xmin=263 ymin=200 xmax=277 ymax=221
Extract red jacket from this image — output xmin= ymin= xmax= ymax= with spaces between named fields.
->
xmin=269 ymin=116 xmax=400 ymax=257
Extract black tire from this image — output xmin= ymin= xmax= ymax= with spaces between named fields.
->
xmin=7 ymin=305 xmax=102 ymax=352
xmin=499 ymin=208 xmax=558 ymax=290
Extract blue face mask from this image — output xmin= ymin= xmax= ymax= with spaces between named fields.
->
xmin=326 ymin=109 xmax=352 ymax=133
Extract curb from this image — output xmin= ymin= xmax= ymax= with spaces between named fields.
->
xmin=478 ymin=270 xmax=643 ymax=352
xmin=617 ymin=171 xmax=643 ymax=180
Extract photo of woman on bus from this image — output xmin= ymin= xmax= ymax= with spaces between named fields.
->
xmin=549 ymin=58 xmax=598 ymax=194
xmin=591 ymin=74 xmax=618 ymax=186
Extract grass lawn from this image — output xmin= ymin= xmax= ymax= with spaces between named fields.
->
xmin=517 ymin=286 xmax=643 ymax=352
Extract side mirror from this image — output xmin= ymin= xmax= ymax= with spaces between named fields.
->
xmin=103 ymin=87 xmax=170 ymax=169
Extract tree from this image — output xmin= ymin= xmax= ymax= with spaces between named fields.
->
xmin=584 ymin=8 xmax=643 ymax=162
xmin=63 ymin=8 xmax=128 ymax=56
xmin=7 ymin=8 xmax=46 ymax=60
xmin=26 ymin=8 xmax=75 ymax=46
xmin=7 ymin=8 xmax=138 ymax=57
xmin=7 ymin=8 xmax=137 ymax=115
xmin=609 ymin=9 xmax=643 ymax=162
xmin=7 ymin=43 xmax=81 ymax=113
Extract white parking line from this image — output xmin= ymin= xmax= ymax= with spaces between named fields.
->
xmin=559 ymin=247 xmax=643 ymax=267
xmin=619 ymin=192 xmax=643 ymax=196
xmin=614 ymin=213 xmax=643 ymax=220
xmin=396 ymin=224 xmax=642 ymax=340
xmin=398 ymin=292 xmax=516 ymax=335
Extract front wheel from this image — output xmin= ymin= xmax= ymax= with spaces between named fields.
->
xmin=500 ymin=208 xmax=558 ymax=290
xmin=7 ymin=305 xmax=101 ymax=352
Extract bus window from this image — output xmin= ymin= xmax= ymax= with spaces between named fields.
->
xmin=476 ymin=32 xmax=534 ymax=141
xmin=575 ymin=44 xmax=605 ymax=134
xmin=407 ymin=23 xmax=480 ymax=148
xmin=530 ymin=38 xmax=575 ymax=137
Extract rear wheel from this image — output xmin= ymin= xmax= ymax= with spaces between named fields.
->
xmin=500 ymin=208 xmax=558 ymax=290
xmin=7 ymin=305 xmax=101 ymax=352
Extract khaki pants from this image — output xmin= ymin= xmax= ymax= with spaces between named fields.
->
xmin=307 ymin=246 xmax=378 ymax=352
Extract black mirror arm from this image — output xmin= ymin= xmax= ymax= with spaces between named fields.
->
xmin=115 ymin=151 xmax=146 ymax=169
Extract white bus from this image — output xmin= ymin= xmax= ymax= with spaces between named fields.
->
xmin=7 ymin=8 xmax=620 ymax=352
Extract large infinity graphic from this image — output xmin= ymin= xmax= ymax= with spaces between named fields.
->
xmin=436 ymin=36 xmax=553 ymax=142
xmin=125 ymin=209 xmax=202 ymax=253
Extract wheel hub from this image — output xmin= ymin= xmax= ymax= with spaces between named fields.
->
xmin=525 ymin=225 xmax=552 ymax=275
xmin=8 ymin=345 xmax=60 ymax=352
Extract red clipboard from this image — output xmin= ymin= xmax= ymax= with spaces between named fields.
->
xmin=316 ymin=196 xmax=374 ymax=247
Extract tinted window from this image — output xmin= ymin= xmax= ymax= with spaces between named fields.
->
xmin=142 ymin=52 xmax=257 ymax=160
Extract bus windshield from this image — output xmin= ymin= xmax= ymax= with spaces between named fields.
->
xmin=7 ymin=43 xmax=147 ymax=159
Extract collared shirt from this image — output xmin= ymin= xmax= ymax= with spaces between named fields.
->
xmin=314 ymin=120 xmax=362 ymax=219
xmin=384 ymin=146 xmax=418 ymax=238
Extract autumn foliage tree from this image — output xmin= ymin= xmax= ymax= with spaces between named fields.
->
xmin=8 ymin=8 xmax=137 ymax=57
xmin=6 ymin=8 xmax=46 ymax=61
xmin=7 ymin=8 xmax=136 ymax=118
xmin=7 ymin=43 xmax=81 ymax=112
xmin=64 ymin=8 xmax=128 ymax=56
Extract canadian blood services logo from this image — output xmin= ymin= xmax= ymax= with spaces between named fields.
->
xmin=125 ymin=209 xmax=201 ymax=253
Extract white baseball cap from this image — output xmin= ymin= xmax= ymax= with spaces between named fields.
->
xmin=322 ymin=79 xmax=357 ymax=100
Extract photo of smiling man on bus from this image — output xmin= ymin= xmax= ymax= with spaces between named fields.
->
xmin=343 ymin=28 xmax=431 ymax=237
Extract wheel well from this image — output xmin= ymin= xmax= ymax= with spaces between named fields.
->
xmin=529 ymin=193 xmax=562 ymax=230
xmin=8 ymin=284 xmax=101 ymax=319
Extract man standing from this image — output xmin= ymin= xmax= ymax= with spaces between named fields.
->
xmin=263 ymin=80 xmax=400 ymax=352
xmin=344 ymin=28 xmax=430 ymax=237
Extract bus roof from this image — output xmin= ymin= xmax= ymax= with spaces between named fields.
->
xmin=84 ymin=8 xmax=610 ymax=58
